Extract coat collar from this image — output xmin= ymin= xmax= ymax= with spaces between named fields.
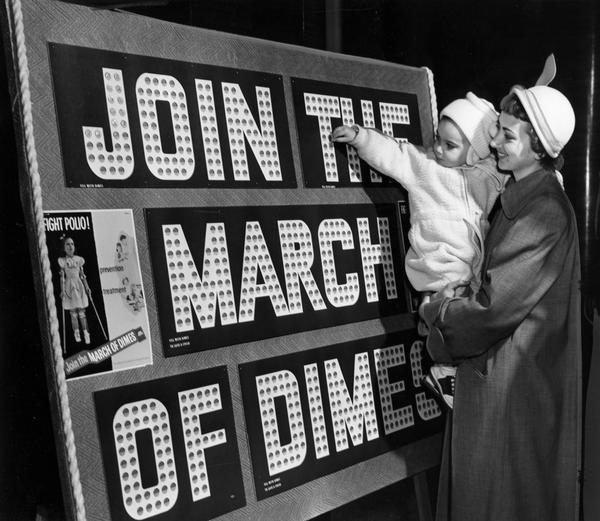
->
xmin=500 ymin=168 xmax=553 ymax=219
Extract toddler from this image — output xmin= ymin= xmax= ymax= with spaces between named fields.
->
xmin=331 ymin=92 xmax=505 ymax=409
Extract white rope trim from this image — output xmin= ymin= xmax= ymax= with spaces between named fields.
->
xmin=10 ymin=0 xmax=86 ymax=518
xmin=422 ymin=66 xmax=438 ymax=135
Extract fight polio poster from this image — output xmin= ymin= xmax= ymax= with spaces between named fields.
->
xmin=3 ymin=0 xmax=442 ymax=519
xmin=43 ymin=210 xmax=152 ymax=378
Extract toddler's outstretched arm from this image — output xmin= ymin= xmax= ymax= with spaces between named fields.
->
xmin=329 ymin=124 xmax=420 ymax=188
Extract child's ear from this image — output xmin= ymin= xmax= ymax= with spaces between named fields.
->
xmin=465 ymin=146 xmax=479 ymax=166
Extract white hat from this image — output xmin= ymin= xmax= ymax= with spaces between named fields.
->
xmin=510 ymin=54 xmax=575 ymax=158
xmin=440 ymin=92 xmax=498 ymax=165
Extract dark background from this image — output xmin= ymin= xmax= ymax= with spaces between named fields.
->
xmin=1 ymin=0 xmax=599 ymax=519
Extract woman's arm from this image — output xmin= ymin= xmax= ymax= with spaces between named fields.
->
xmin=422 ymin=194 xmax=572 ymax=361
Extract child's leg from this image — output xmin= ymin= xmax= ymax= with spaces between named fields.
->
xmin=78 ymin=309 xmax=90 ymax=344
xmin=431 ymin=363 xmax=457 ymax=377
xmin=423 ymin=363 xmax=456 ymax=409
xmin=69 ymin=310 xmax=80 ymax=342
xmin=78 ymin=309 xmax=88 ymax=332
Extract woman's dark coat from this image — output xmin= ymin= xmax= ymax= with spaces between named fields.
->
xmin=423 ymin=169 xmax=581 ymax=521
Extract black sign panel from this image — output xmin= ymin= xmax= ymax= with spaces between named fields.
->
xmin=291 ymin=77 xmax=422 ymax=188
xmin=239 ymin=331 xmax=444 ymax=499
xmin=94 ymin=367 xmax=245 ymax=521
xmin=146 ymin=204 xmax=409 ymax=356
xmin=49 ymin=43 xmax=296 ymax=188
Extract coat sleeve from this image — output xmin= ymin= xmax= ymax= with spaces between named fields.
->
xmin=422 ymin=193 xmax=572 ymax=361
xmin=350 ymin=127 xmax=422 ymax=189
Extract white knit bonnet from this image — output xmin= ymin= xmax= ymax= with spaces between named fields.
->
xmin=440 ymin=92 xmax=498 ymax=165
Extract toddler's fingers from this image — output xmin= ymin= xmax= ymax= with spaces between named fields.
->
xmin=330 ymin=125 xmax=350 ymax=142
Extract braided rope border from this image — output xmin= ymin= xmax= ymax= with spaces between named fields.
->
xmin=9 ymin=0 xmax=86 ymax=518
xmin=422 ymin=66 xmax=438 ymax=135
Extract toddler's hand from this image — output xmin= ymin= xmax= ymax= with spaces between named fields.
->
xmin=330 ymin=125 xmax=358 ymax=143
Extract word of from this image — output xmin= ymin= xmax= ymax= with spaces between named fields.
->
xmin=95 ymin=367 xmax=244 ymax=520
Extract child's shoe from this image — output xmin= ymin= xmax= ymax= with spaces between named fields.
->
xmin=83 ymin=331 xmax=91 ymax=345
xmin=74 ymin=330 xmax=81 ymax=343
xmin=422 ymin=365 xmax=456 ymax=409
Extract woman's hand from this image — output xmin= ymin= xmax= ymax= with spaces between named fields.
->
xmin=438 ymin=280 xmax=471 ymax=299
xmin=330 ymin=125 xmax=359 ymax=143
xmin=418 ymin=280 xmax=470 ymax=320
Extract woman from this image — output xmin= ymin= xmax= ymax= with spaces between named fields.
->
xmin=420 ymin=59 xmax=581 ymax=521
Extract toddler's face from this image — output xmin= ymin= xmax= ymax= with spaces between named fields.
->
xmin=433 ymin=118 xmax=470 ymax=168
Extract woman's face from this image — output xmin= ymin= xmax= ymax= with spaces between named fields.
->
xmin=64 ymin=238 xmax=75 ymax=256
xmin=490 ymin=112 xmax=541 ymax=180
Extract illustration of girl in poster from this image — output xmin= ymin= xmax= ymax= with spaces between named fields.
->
xmin=59 ymin=235 xmax=91 ymax=344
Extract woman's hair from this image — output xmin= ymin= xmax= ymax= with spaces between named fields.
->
xmin=500 ymin=92 xmax=564 ymax=170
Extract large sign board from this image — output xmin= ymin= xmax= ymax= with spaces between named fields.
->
xmin=2 ymin=0 xmax=442 ymax=519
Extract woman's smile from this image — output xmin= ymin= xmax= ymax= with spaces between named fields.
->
xmin=490 ymin=112 xmax=540 ymax=180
